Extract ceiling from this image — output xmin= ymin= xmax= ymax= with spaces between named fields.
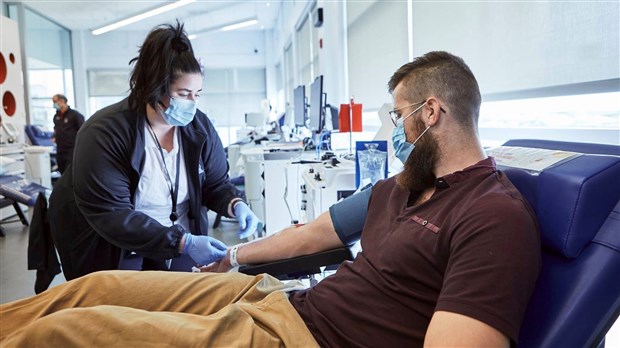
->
xmin=8 ymin=0 xmax=281 ymax=35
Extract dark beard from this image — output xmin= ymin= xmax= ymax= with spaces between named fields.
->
xmin=396 ymin=118 xmax=440 ymax=192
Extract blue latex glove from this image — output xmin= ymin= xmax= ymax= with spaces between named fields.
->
xmin=233 ymin=202 xmax=261 ymax=239
xmin=183 ymin=233 xmax=227 ymax=265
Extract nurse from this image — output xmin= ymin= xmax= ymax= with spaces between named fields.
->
xmin=48 ymin=21 xmax=260 ymax=280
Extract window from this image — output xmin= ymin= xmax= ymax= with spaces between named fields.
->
xmin=202 ymin=68 xmax=267 ymax=147
xmin=310 ymin=14 xmax=320 ymax=81
xmin=8 ymin=3 xmax=75 ymax=128
xmin=29 ymin=69 xmax=71 ymax=128
xmin=479 ymin=92 xmax=620 ymax=147
xmin=295 ymin=5 xmax=322 ymax=87
xmin=408 ymin=1 xmax=619 ymax=146
xmin=88 ymin=70 xmax=129 ymax=116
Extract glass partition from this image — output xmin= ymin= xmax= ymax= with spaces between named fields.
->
xmin=7 ymin=3 xmax=74 ymax=129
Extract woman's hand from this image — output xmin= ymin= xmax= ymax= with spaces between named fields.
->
xmin=183 ymin=234 xmax=228 ymax=265
xmin=233 ymin=202 xmax=262 ymax=239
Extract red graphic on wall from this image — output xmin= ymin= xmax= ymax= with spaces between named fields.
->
xmin=0 ymin=53 xmax=6 ymax=84
xmin=1 ymin=50 xmax=17 ymax=117
xmin=3 ymin=91 xmax=16 ymax=116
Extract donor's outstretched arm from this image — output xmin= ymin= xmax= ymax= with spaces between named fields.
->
xmin=203 ymin=187 xmax=372 ymax=272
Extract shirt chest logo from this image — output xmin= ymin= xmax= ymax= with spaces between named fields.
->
xmin=411 ymin=215 xmax=440 ymax=234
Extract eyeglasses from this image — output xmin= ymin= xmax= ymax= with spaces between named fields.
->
xmin=389 ymin=101 xmax=447 ymax=127
xmin=389 ymin=101 xmax=425 ymax=127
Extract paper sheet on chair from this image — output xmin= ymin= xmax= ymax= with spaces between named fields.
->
xmin=486 ymin=146 xmax=580 ymax=172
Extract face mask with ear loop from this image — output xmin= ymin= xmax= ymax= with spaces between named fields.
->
xmin=160 ymin=97 xmax=197 ymax=126
xmin=391 ymin=102 xmax=431 ymax=164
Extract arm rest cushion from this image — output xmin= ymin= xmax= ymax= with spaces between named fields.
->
xmin=238 ymin=247 xmax=354 ymax=280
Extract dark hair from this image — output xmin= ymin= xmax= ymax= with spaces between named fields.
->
xmin=388 ymin=51 xmax=481 ymax=131
xmin=53 ymin=94 xmax=68 ymax=103
xmin=128 ymin=20 xmax=202 ymax=113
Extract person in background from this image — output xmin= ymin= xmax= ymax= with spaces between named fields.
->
xmin=46 ymin=21 xmax=261 ymax=280
xmin=2 ymin=51 xmax=540 ymax=347
xmin=51 ymin=94 xmax=84 ymax=174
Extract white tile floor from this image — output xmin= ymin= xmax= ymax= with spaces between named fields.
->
xmin=1 ymin=213 xmax=619 ymax=347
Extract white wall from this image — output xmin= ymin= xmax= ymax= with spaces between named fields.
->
xmin=317 ymin=0 xmax=348 ymax=107
xmin=266 ymin=1 xmax=348 ymax=110
xmin=0 ymin=16 xmax=27 ymax=144
xmin=347 ymin=0 xmax=409 ymax=110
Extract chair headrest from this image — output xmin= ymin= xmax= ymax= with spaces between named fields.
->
xmin=26 ymin=125 xmax=54 ymax=141
xmin=26 ymin=125 xmax=50 ymax=138
xmin=501 ymin=152 xmax=620 ymax=259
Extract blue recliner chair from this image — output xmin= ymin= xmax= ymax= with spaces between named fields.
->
xmin=24 ymin=125 xmax=55 ymax=147
xmin=501 ymin=139 xmax=620 ymax=347
xmin=24 ymin=125 xmax=57 ymax=171
xmin=241 ymin=139 xmax=620 ymax=346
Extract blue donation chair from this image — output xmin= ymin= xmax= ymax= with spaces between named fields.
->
xmin=24 ymin=125 xmax=54 ymax=147
xmin=0 ymin=175 xmax=48 ymax=237
xmin=24 ymin=125 xmax=57 ymax=171
xmin=242 ymin=139 xmax=620 ymax=347
xmin=501 ymin=139 xmax=620 ymax=348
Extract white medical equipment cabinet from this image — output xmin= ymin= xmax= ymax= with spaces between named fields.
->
xmin=241 ymin=143 xmax=305 ymax=236
xmin=300 ymin=158 xmax=356 ymax=222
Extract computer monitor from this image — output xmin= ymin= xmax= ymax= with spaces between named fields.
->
xmin=293 ymin=85 xmax=307 ymax=127
xmin=309 ymin=75 xmax=324 ymax=132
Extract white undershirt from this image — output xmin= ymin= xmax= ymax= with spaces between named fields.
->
xmin=134 ymin=126 xmax=190 ymax=230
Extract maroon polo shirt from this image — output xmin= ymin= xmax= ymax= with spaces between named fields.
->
xmin=290 ymin=157 xmax=541 ymax=347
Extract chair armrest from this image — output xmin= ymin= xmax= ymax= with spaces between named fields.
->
xmin=239 ymin=247 xmax=354 ymax=280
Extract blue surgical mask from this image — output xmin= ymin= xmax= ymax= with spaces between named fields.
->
xmin=53 ymin=103 xmax=61 ymax=110
xmin=391 ymin=102 xmax=431 ymax=164
xmin=161 ymin=97 xmax=197 ymax=126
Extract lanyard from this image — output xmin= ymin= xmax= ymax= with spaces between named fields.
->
xmin=146 ymin=120 xmax=181 ymax=223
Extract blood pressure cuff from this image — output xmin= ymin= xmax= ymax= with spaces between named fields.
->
xmin=329 ymin=184 xmax=373 ymax=246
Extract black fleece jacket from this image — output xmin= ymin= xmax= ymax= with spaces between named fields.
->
xmin=48 ymin=98 xmax=242 ymax=278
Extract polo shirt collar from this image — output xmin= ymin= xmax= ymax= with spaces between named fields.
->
xmin=434 ymin=157 xmax=497 ymax=188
